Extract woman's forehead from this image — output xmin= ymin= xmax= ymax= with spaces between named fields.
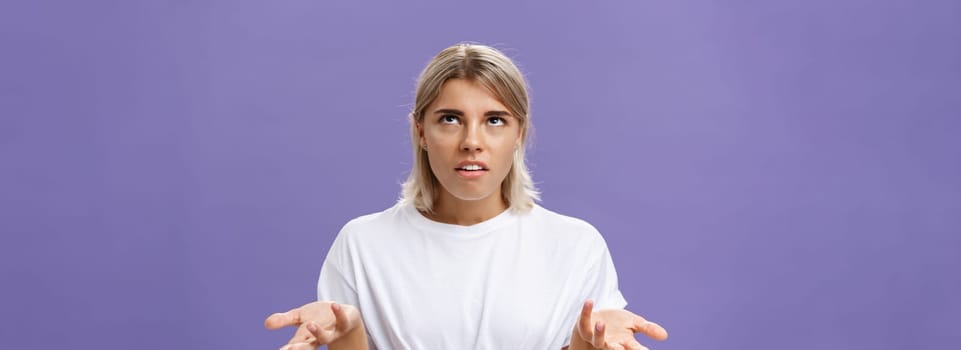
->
xmin=431 ymin=79 xmax=510 ymax=112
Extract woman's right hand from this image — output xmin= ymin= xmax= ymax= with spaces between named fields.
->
xmin=264 ymin=301 xmax=364 ymax=350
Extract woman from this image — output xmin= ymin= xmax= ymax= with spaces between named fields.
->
xmin=265 ymin=43 xmax=669 ymax=350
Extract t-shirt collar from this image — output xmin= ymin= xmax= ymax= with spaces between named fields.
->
xmin=403 ymin=202 xmax=517 ymax=237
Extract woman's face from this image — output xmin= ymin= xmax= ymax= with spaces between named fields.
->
xmin=418 ymin=78 xmax=522 ymax=204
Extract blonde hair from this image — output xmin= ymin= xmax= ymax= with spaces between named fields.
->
xmin=400 ymin=43 xmax=540 ymax=213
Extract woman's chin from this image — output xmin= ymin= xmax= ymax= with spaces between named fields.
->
xmin=445 ymin=188 xmax=499 ymax=203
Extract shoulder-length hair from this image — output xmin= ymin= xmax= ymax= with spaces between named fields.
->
xmin=400 ymin=43 xmax=540 ymax=213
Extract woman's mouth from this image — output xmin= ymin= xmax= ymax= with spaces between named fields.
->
xmin=455 ymin=164 xmax=488 ymax=179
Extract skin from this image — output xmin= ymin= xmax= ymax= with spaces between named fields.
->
xmin=416 ymin=78 xmax=521 ymax=225
xmin=264 ymin=78 xmax=669 ymax=349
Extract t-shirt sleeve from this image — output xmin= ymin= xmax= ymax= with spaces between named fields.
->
xmin=316 ymin=225 xmax=359 ymax=307
xmin=562 ymin=227 xmax=629 ymax=348
xmin=316 ymin=225 xmax=379 ymax=349
xmin=589 ymin=238 xmax=628 ymax=311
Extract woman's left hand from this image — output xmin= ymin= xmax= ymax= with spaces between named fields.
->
xmin=573 ymin=300 xmax=669 ymax=350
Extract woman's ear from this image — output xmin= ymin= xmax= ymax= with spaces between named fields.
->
xmin=416 ymin=122 xmax=426 ymax=149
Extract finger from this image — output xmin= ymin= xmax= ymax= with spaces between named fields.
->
xmin=632 ymin=316 xmax=669 ymax=341
xmin=604 ymin=342 xmax=624 ymax=350
xmin=306 ymin=321 xmax=336 ymax=344
xmin=592 ymin=321 xmax=607 ymax=348
xmin=294 ymin=343 xmax=319 ymax=350
xmin=305 ymin=321 xmax=324 ymax=341
xmin=621 ymin=339 xmax=648 ymax=350
xmin=281 ymin=342 xmax=318 ymax=350
xmin=578 ymin=300 xmax=594 ymax=336
xmin=287 ymin=324 xmax=317 ymax=345
xmin=266 ymin=307 xmax=303 ymax=330
xmin=331 ymin=302 xmax=351 ymax=332
xmin=306 ymin=321 xmax=321 ymax=336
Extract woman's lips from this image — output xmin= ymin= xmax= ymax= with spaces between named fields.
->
xmin=456 ymin=169 xmax=487 ymax=179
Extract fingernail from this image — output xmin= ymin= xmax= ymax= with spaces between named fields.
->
xmin=307 ymin=323 xmax=317 ymax=332
xmin=596 ymin=322 xmax=604 ymax=332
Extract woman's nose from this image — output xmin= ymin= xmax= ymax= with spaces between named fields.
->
xmin=460 ymin=125 xmax=483 ymax=152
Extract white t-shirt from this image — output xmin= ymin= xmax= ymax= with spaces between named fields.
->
xmin=317 ymin=202 xmax=627 ymax=350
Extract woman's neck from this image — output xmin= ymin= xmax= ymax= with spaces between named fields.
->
xmin=426 ymin=190 xmax=508 ymax=226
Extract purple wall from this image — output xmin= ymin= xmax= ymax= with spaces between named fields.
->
xmin=2 ymin=0 xmax=958 ymax=349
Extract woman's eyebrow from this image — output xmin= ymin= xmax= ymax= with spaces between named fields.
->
xmin=433 ymin=109 xmax=464 ymax=115
xmin=433 ymin=108 xmax=511 ymax=116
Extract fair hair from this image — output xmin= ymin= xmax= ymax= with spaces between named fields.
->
xmin=400 ymin=43 xmax=540 ymax=213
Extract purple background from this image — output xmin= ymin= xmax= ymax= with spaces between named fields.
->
xmin=2 ymin=0 xmax=959 ymax=349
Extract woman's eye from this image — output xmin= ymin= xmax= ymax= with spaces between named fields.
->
xmin=488 ymin=117 xmax=505 ymax=126
xmin=441 ymin=115 xmax=459 ymax=124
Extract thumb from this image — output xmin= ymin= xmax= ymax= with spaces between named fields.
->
xmin=265 ymin=307 xmax=303 ymax=330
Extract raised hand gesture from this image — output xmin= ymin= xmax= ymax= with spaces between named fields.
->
xmin=572 ymin=300 xmax=668 ymax=350
xmin=264 ymin=301 xmax=368 ymax=350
